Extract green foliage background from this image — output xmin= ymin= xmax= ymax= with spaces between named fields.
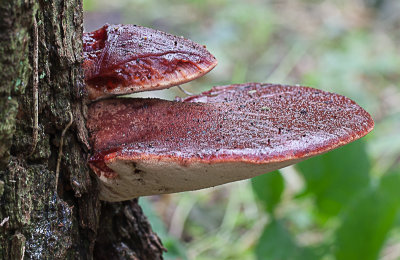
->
xmin=84 ymin=0 xmax=400 ymax=259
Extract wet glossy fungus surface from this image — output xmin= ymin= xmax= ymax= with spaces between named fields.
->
xmin=83 ymin=24 xmax=217 ymax=100
xmin=87 ymin=83 xmax=374 ymax=177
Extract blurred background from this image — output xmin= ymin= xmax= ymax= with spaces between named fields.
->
xmin=84 ymin=0 xmax=400 ymax=259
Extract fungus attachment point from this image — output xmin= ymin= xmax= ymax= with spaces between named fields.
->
xmin=87 ymin=83 xmax=374 ymax=202
xmin=83 ymin=24 xmax=217 ymax=100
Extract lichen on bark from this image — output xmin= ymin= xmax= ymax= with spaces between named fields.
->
xmin=0 ymin=0 xmax=32 ymax=167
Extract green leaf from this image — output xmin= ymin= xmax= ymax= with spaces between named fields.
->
xmin=255 ymin=219 xmax=319 ymax=260
xmin=296 ymin=139 xmax=371 ymax=217
xmin=335 ymin=171 xmax=400 ymax=260
xmin=251 ymin=170 xmax=284 ymax=213
xmin=255 ymin=219 xmax=297 ymax=260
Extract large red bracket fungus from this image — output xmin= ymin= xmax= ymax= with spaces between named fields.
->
xmin=83 ymin=25 xmax=374 ymax=202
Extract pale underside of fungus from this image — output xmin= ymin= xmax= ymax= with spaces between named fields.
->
xmin=83 ymin=24 xmax=374 ymax=202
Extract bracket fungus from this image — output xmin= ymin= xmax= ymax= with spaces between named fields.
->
xmin=83 ymin=24 xmax=217 ymax=101
xmin=83 ymin=25 xmax=374 ymax=202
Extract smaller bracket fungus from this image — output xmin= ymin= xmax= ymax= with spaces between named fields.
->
xmin=83 ymin=24 xmax=217 ymax=100
xmin=87 ymin=83 xmax=374 ymax=202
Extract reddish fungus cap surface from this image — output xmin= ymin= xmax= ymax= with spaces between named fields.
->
xmin=83 ymin=24 xmax=217 ymax=100
xmin=87 ymin=83 xmax=374 ymax=201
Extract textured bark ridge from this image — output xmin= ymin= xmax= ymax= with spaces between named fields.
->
xmin=87 ymin=83 xmax=373 ymax=201
xmin=0 ymin=1 xmax=164 ymax=259
xmin=94 ymin=199 xmax=165 ymax=260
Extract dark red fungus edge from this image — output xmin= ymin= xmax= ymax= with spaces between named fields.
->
xmin=87 ymin=83 xmax=374 ymax=179
xmin=88 ymin=148 xmax=120 ymax=179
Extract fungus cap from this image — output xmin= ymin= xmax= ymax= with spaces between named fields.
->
xmin=83 ymin=24 xmax=217 ymax=100
xmin=87 ymin=83 xmax=374 ymax=202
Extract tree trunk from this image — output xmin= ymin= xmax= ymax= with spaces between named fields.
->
xmin=0 ymin=1 xmax=164 ymax=259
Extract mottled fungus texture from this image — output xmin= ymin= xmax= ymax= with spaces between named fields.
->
xmin=87 ymin=83 xmax=374 ymax=201
xmin=83 ymin=24 xmax=217 ymax=100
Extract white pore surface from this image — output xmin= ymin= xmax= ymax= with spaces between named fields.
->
xmin=98 ymin=157 xmax=304 ymax=202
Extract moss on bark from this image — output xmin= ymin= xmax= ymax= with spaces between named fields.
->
xmin=0 ymin=0 xmax=33 ymax=167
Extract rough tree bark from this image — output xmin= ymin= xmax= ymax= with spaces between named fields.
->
xmin=0 ymin=1 xmax=164 ymax=259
